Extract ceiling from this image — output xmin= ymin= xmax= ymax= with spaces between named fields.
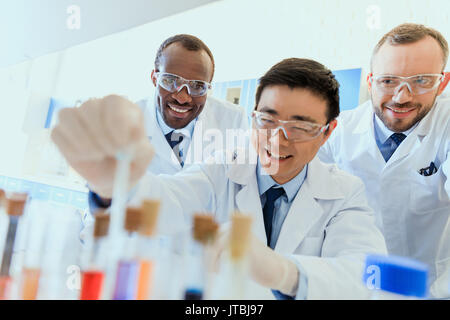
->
xmin=0 ymin=0 xmax=219 ymax=69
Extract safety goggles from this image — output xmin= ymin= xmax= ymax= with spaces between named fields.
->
xmin=252 ymin=111 xmax=329 ymax=142
xmin=370 ymin=73 xmax=444 ymax=95
xmin=154 ymin=72 xmax=212 ymax=97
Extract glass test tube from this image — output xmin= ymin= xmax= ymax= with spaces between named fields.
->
xmin=0 ymin=193 xmax=28 ymax=300
xmin=136 ymin=199 xmax=160 ymax=300
xmin=103 ymin=150 xmax=132 ymax=299
xmin=184 ymin=214 xmax=218 ymax=300
xmin=222 ymin=213 xmax=253 ymax=300
xmin=80 ymin=212 xmax=110 ymax=300
xmin=112 ymin=207 xmax=141 ymax=300
xmin=19 ymin=199 xmax=51 ymax=300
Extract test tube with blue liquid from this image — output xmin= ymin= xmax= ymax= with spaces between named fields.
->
xmin=184 ymin=214 xmax=218 ymax=300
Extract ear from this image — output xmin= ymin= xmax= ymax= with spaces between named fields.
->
xmin=366 ymin=73 xmax=373 ymax=93
xmin=437 ymin=72 xmax=450 ymax=96
xmin=321 ymin=119 xmax=338 ymax=146
xmin=150 ymin=70 xmax=157 ymax=87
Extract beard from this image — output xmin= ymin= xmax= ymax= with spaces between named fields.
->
xmin=372 ymin=95 xmax=437 ymax=132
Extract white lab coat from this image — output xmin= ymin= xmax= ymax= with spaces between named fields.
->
xmin=318 ymin=96 xmax=450 ymax=298
xmin=136 ymin=96 xmax=249 ymax=175
xmin=132 ymin=146 xmax=388 ymax=299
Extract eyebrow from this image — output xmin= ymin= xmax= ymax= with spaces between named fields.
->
xmin=259 ymin=106 xmax=319 ymax=123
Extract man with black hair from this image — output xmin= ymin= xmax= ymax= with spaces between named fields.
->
xmin=52 ymin=57 xmax=386 ymax=299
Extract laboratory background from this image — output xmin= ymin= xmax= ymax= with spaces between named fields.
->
xmin=0 ymin=0 xmax=449 ymax=301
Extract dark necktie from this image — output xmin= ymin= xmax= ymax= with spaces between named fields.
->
xmin=384 ymin=133 xmax=407 ymax=162
xmin=165 ymin=131 xmax=184 ymax=166
xmin=262 ymin=187 xmax=285 ymax=248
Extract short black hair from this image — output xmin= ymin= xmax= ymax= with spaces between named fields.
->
xmin=255 ymin=58 xmax=340 ymax=123
xmin=154 ymin=34 xmax=215 ymax=80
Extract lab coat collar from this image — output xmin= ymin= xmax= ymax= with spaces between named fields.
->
xmin=414 ymin=99 xmax=439 ymax=137
xmin=227 ymin=146 xmax=344 ymax=200
xmin=352 ymin=100 xmax=374 ymax=134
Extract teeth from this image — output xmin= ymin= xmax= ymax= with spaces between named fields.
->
xmin=267 ymin=150 xmax=289 ymax=159
xmin=169 ymin=104 xmax=190 ymax=113
xmin=388 ymin=107 xmax=412 ymax=113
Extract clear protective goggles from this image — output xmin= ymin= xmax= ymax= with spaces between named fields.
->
xmin=154 ymin=72 xmax=212 ymax=97
xmin=370 ymin=73 xmax=444 ymax=95
xmin=252 ymin=111 xmax=329 ymax=142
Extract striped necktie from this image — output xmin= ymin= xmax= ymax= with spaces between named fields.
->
xmin=165 ymin=131 xmax=184 ymax=166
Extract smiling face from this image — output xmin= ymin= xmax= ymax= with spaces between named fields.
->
xmin=252 ymin=85 xmax=337 ymax=184
xmin=370 ymin=36 xmax=446 ymax=132
xmin=151 ymin=43 xmax=214 ymax=129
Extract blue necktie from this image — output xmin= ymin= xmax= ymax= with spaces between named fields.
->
xmin=165 ymin=131 xmax=184 ymax=166
xmin=263 ymin=187 xmax=285 ymax=248
xmin=384 ymin=133 xmax=407 ymax=162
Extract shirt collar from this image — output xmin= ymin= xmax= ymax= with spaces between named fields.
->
xmin=373 ymin=113 xmax=418 ymax=144
xmin=155 ymin=105 xmax=196 ymax=139
xmin=256 ymin=158 xmax=308 ymax=203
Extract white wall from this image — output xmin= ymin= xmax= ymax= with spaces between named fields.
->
xmin=1 ymin=0 xmax=449 ymax=181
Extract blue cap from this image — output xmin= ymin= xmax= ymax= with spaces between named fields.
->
xmin=362 ymin=254 xmax=429 ymax=298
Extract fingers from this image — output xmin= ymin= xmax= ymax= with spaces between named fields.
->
xmin=51 ymin=107 xmax=104 ymax=163
xmin=101 ymin=95 xmax=146 ymax=149
xmin=77 ymin=98 xmax=118 ymax=157
xmin=51 ymin=95 xmax=146 ymax=163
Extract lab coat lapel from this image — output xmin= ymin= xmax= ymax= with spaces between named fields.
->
xmin=227 ymin=149 xmax=267 ymax=244
xmin=185 ymin=101 xmax=214 ymax=165
xmin=352 ymin=103 xmax=385 ymax=165
xmin=386 ymin=132 xmax=421 ymax=165
xmin=234 ymin=176 xmax=267 ymax=243
xmin=274 ymin=158 xmax=326 ymax=253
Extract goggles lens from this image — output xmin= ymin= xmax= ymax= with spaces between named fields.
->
xmin=252 ymin=111 xmax=329 ymax=141
xmin=373 ymin=74 xmax=443 ymax=95
xmin=156 ymin=72 xmax=211 ymax=97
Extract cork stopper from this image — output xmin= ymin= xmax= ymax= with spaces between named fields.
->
xmin=193 ymin=214 xmax=219 ymax=245
xmin=139 ymin=199 xmax=160 ymax=237
xmin=5 ymin=192 xmax=28 ymax=216
xmin=124 ymin=206 xmax=141 ymax=233
xmin=230 ymin=212 xmax=253 ymax=260
xmin=94 ymin=212 xmax=110 ymax=238
xmin=0 ymin=189 xmax=5 ymax=207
